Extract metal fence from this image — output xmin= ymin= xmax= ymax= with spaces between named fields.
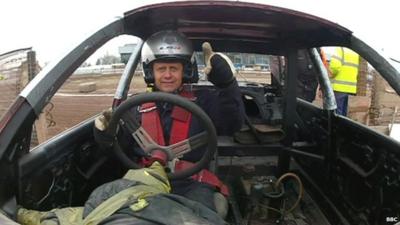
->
xmin=0 ymin=48 xmax=39 ymax=145
xmin=0 ymin=48 xmax=35 ymax=118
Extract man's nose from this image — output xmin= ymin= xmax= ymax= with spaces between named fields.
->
xmin=164 ymin=69 xmax=173 ymax=77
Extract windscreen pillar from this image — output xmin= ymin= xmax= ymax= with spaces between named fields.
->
xmin=278 ymin=49 xmax=297 ymax=175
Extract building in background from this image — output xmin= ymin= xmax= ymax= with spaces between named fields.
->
xmin=119 ymin=43 xmax=270 ymax=71
xmin=119 ymin=44 xmax=138 ymax=64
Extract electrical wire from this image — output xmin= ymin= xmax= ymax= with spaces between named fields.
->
xmin=275 ymin=172 xmax=304 ymax=214
xmin=263 ymin=182 xmax=285 ymax=199
xmin=45 ymin=102 xmax=56 ymax=127
xmin=35 ymin=173 xmax=56 ymax=207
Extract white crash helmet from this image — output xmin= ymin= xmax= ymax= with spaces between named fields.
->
xmin=141 ymin=30 xmax=198 ymax=84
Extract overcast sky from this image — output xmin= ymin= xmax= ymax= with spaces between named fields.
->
xmin=1 ymin=0 xmax=399 ymax=66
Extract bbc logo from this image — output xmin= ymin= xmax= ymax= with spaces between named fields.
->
xmin=386 ymin=217 xmax=399 ymax=224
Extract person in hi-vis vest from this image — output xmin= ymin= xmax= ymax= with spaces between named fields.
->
xmin=329 ymin=47 xmax=359 ymax=116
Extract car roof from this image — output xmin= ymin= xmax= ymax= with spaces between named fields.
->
xmin=123 ymin=1 xmax=352 ymax=54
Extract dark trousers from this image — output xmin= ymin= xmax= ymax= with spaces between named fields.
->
xmin=171 ymin=178 xmax=217 ymax=211
xmin=334 ymin=91 xmax=349 ymax=116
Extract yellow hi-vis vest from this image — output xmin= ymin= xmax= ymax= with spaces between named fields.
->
xmin=330 ymin=47 xmax=359 ymax=94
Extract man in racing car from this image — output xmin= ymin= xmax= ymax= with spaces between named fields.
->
xmin=126 ymin=30 xmax=244 ymax=162
xmin=97 ymin=29 xmax=245 ymax=217
xmin=12 ymin=30 xmax=244 ymax=225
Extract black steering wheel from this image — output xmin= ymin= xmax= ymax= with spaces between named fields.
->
xmin=106 ymin=92 xmax=218 ymax=180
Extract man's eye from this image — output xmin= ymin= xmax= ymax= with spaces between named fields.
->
xmin=170 ymin=68 xmax=177 ymax=72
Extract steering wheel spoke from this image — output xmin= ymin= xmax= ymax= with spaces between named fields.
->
xmin=168 ymin=139 xmax=192 ymax=158
xmin=131 ymin=126 xmax=161 ymax=154
xmin=187 ymin=131 xmax=208 ymax=150
xmin=168 ymin=131 xmax=208 ymax=158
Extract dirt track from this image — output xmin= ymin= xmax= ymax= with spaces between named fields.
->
xmin=36 ymin=73 xmax=272 ymax=142
xmin=36 ymin=74 xmax=147 ymax=142
xmin=34 ymin=72 xmax=375 ymax=143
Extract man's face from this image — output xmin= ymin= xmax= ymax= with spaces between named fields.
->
xmin=153 ymin=61 xmax=184 ymax=93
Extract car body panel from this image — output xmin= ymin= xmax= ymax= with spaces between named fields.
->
xmin=124 ymin=1 xmax=352 ymax=51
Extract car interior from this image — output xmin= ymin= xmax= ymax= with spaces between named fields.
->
xmin=1 ymin=2 xmax=399 ymax=225
xmin=10 ymin=48 xmax=400 ymax=225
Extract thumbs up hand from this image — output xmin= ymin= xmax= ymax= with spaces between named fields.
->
xmin=202 ymin=42 xmax=235 ymax=88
